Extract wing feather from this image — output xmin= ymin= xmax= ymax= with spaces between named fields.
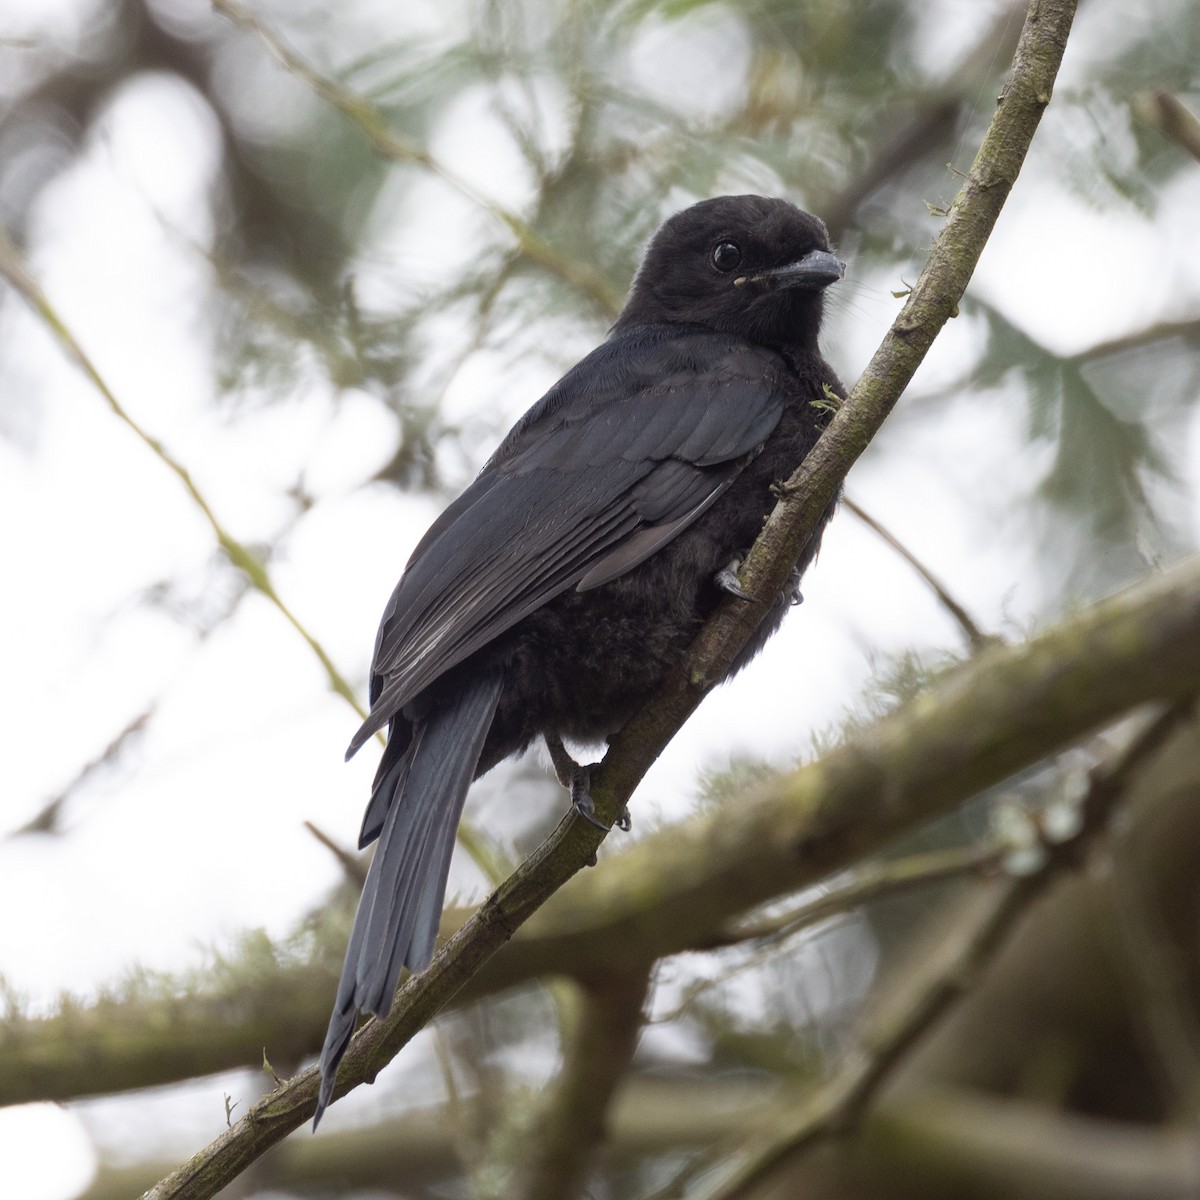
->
xmin=347 ymin=327 xmax=787 ymax=757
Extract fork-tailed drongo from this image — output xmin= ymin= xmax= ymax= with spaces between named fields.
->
xmin=316 ymin=194 xmax=846 ymax=1123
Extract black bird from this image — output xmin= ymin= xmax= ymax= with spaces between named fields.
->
xmin=316 ymin=194 xmax=845 ymax=1123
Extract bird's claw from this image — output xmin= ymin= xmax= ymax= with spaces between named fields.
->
xmin=571 ymin=765 xmax=608 ymax=830
xmin=783 ymin=567 xmax=804 ymax=608
xmin=571 ymin=766 xmax=631 ymax=833
xmin=546 ymin=734 xmax=631 ymax=837
xmin=717 ymin=557 xmax=804 ymax=607
xmin=715 ymin=558 xmax=757 ymax=602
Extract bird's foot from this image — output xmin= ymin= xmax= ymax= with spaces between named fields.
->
xmin=570 ymin=765 xmax=607 ymax=830
xmin=545 ymin=733 xmax=631 ymax=839
xmin=572 ymin=769 xmax=632 ymax=833
xmin=715 ymin=557 xmax=758 ymax=602
xmin=716 ymin=556 xmax=804 ymax=607
xmin=782 ymin=566 xmax=804 ymax=608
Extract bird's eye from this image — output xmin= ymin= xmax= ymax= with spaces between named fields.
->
xmin=711 ymin=241 xmax=742 ymax=272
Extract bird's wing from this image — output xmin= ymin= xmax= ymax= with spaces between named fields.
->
xmin=347 ymin=328 xmax=787 ymax=757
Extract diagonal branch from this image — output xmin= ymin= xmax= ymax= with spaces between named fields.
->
xmin=0 ymin=228 xmax=365 ymax=720
xmin=8 ymin=551 xmax=1200 ymax=1111
xmin=590 ymin=0 xmax=1078 ymax=818
xmin=843 ymin=497 xmax=994 ymax=650
xmin=211 ymin=0 xmax=623 ymax=316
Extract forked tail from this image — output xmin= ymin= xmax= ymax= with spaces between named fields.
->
xmin=315 ymin=671 xmax=502 ymax=1126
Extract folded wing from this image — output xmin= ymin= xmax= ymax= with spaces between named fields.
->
xmin=347 ymin=327 xmax=787 ymax=757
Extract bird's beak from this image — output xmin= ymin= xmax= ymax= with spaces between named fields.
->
xmin=736 ymin=248 xmax=846 ymax=290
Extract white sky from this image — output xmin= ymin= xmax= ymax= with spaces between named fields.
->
xmin=1 ymin=0 xmax=1200 ymax=1195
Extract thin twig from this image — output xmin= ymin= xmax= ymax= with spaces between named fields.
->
xmin=0 ymin=227 xmax=365 ymax=720
xmin=1133 ymin=90 xmax=1200 ymax=164
xmin=10 ymin=706 xmax=155 ymax=837
xmin=844 ymin=497 xmax=993 ymax=651
xmin=211 ymin=0 xmax=623 ymax=317
xmin=905 ymin=313 xmax=1200 ymax=412
xmin=713 ymin=842 xmax=1004 ymax=947
xmin=654 ymin=842 xmax=1004 ymax=1026
xmin=1067 ymin=315 xmax=1200 ymax=363
xmin=303 ymin=821 xmax=367 ymax=887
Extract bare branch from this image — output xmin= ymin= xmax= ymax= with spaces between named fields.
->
xmin=0 ymin=227 xmax=366 ymax=723
xmin=1134 ymin=89 xmax=1200 ymax=164
xmin=517 ymin=968 xmax=653 ymax=1200
xmin=211 ymin=0 xmax=624 ymax=317
xmin=843 ymin=497 xmax=994 ymax=651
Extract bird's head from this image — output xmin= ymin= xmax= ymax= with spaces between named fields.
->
xmin=614 ymin=195 xmax=844 ymax=352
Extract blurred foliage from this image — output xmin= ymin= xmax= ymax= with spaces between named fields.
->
xmin=4 ymin=0 xmax=1196 ymax=574
xmin=3 ymin=0 xmax=1200 ymax=1196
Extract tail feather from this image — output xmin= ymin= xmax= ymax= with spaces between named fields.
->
xmin=315 ymin=672 xmax=502 ymax=1127
xmin=358 ymin=755 xmax=403 ymax=849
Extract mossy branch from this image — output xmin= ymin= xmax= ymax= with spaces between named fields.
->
xmin=704 ymin=702 xmax=1192 ymax=1199
xmin=7 ymin=548 xmax=1200 ymax=1129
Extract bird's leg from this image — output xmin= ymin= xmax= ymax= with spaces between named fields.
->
xmin=715 ymin=555 xmax=804 ymax=607
xmin=544 ymin=733 xmax=631 ymax=833
xmin=545 ymin=730 xmax=579 ymax=790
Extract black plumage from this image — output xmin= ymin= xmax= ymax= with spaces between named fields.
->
xmin=316 ymin=195 xmax=845 ymax=1123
